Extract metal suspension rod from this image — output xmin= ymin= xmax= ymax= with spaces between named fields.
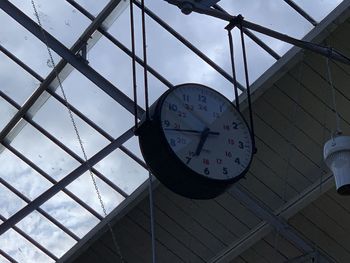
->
xmin=226 ymin=29 xmax=240 ymax=110
xmin=133 ymin=0 xmax=245 ymax=91
xmin=141 ymin=0 xmax=150 ymax=120
xmin=130 ymin=0 xmax=139 ymax=129
xmin=239 ymin=23 xmax=256 ymax=153
xmin=140 ymin=0 xmax=157 ymax=261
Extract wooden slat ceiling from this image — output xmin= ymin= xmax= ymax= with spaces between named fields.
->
xmin=62 ymin=4 xmax=350 ymax=263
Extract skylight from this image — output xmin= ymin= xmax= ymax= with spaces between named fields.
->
xmin=0 ymin=0 xmax=344 ymax=262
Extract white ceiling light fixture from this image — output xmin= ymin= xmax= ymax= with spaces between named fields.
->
xmin=324 ymin=134 xmax=350 ymax=195
xmin=323 ymin=57 xmax=350 ymax=195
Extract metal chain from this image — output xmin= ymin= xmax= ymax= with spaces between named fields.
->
xmin=30 ymin=1 xmax=124 ymax=261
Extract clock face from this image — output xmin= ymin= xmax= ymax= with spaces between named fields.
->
xmin=160 ymin=83 xmax=253 ymax=181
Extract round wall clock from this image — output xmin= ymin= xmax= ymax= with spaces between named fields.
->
xmin=137 ymin=83 xmax=253 ymax=199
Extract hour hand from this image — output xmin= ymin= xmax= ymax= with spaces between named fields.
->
xmin=195 ymin=128 xmax=210 ymax=156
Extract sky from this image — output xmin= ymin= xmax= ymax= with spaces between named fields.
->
xmin=0 ymin=0 xmax=343 ymax=262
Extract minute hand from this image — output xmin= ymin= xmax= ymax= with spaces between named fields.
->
xmin=164 ymin=128 xmax=220 ymax=135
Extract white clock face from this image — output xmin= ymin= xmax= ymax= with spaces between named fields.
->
xmin=160 ymin=84 xmax=253 ymax=181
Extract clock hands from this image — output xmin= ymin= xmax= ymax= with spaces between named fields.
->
xmin=164 ymin=128 xmax=220 ymax=135
xmin=195 ymin=127 xmax=211 ymax=156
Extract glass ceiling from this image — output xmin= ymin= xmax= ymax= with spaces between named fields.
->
xmin=0 ymin=0 xmax=343 ymax=262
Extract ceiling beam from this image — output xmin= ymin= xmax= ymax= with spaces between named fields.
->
xmin=283 ymin=0 xmax=317 ymax=26
xmin=211 ymin=174 xmax=335 ymax=262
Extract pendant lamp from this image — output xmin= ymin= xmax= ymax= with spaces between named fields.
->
xmin=324 ymin=134 xmax=350 ymax=195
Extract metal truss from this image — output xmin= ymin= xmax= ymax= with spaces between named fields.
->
xmin=0 ymin=0 xmax=339 ymax=261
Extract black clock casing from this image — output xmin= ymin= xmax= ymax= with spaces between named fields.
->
xmin=137 ymin=83 xmax=253 ymax=199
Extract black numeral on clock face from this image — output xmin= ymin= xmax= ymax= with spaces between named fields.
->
xmin=198 ymin=95 xmax=207 ymax=103
xmin=163 ymin=120 xmax=170 ymax=127
xmin=232 ymin=122 xmax=238 ymax=129
xmin=204 ymin=168 xmax=210 ymax=175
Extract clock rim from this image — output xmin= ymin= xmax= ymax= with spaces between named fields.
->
xmin=155 ymin=82 xmax=254 ymax=183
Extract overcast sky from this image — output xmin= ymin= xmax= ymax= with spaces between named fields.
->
xmin=0 ymin=0 xmax=343 ymax=262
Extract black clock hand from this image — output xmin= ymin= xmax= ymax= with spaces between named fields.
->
xmin=164 ymin=128 xmax=220 ymax=135
xmin=195 ymin=128 xmax=211 ymax=156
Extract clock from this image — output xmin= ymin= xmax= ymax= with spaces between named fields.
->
xmin=137 ymin=83 xmax=253 ymax=199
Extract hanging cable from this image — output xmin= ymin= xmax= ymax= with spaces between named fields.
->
xmin=140 ymin=0 xmax=156 ymax=262
xmin=30 ymin=1 xmax=124 ymax=261
xmin=227 ymin=29 xmax=240 ymax=110
xmin=130 ymin=0 xmax=138 ymax=129
xmin=239 ymin=22 xmax=256 ymax=153
xmin=326 ymin=53 xmax=342 ymax=135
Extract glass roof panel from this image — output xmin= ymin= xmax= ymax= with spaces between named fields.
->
xmin=108 ymin=4 xmax=237 ymax=100
xmin=73 ymin=0 xmax=110 ymax=17
xmin=32 ymin=95 xmax=109 ymax=159
xmin=0 ymin=255 xmax=11 ymax=263
xmin=10 ymin=122 xmax=80 ymax=182
xmin=66 ymin=171 xmax=125 ymax=215
xmin=9 ymin=0 xmax=91 ymax=48
xmin=0 ymin=52 xmax=41 ymax=105
xmin=232 ymin=30 xmax=277 ymax=85
xmin=52 ymin=69 xmax=136 ymax=139
xmin=0 ymin=148 xmax=51 ymax=200
xmin=0 ymin=98 xmax=17 ymax=132
xmin=95 ymin=148 xmax=148 ymax=195
xmin=16 ymin=210 xmax=76 ymax=258
xmin=123 ymin=131 xmax=144 ymax=160
xmin=219 ymin=0 xmax=313 ymax=38
xmin=0 ymin=183 xmax=26 ymax=218
xmin=0 ymin=9 xmax=61 ymax=78
xmin=0 ymin=226 xmax=54 ymax=263
xmin=41 ymin=191 xmax=99 ymax=238
xmin=293 ymin=0 xmax=343 ymax=22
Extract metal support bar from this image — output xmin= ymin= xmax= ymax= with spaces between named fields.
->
xmin=0 ymin=0 xmax=144 ymax=145
xmin=210 ymin=178 xmax=338 ymax=263
xmin=0 ymin=44 xmax=43 ymax=81
xmin=214 ymin=4 xmax=281 ymax=60
xmin=284 ymin=0 xmax=318 ymax=26
xmin=229 ymin=186 xmax=314 ymax=252
xmin=0 ymin=249 xmax=18 ymax=263
xmin=133 ymin=0 xmax=245 ymax=91
xmin=242 ymin=28 xmax=281 ymax=60
xmin=166 ymin=0 xmax=350 ymax=65
xmin=240 ymin=19 xmax=350 ymax=65
xmin=0 ymin=127 xmax=135 ymax=236
xmin=0 ymin=213 xmax=58 ymax=261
